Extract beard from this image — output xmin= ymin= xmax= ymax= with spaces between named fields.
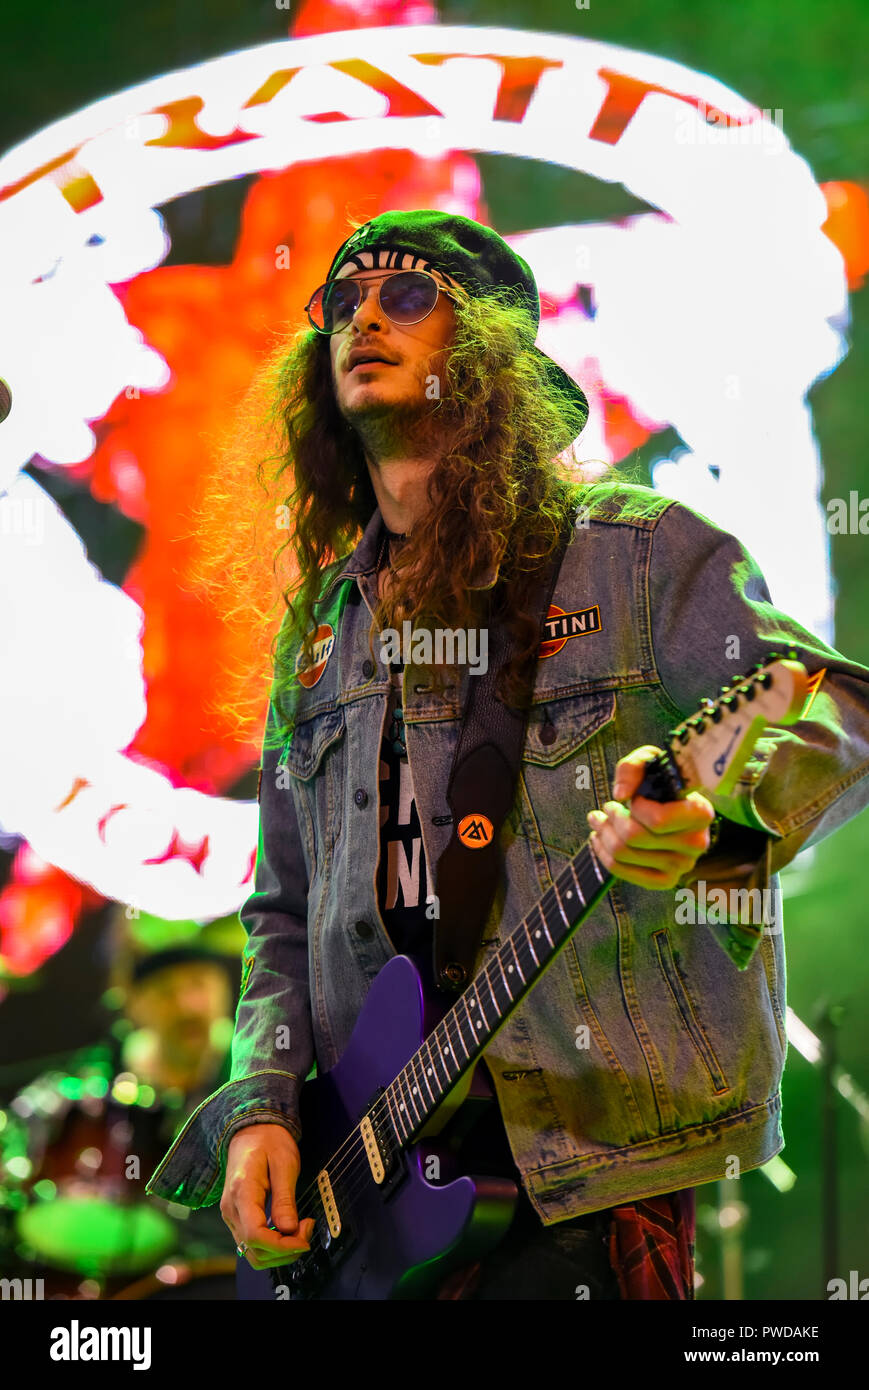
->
xmin=338 ymin=368 xmax=448 ymax=464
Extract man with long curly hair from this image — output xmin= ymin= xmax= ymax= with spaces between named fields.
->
xmin=147 ymin=211 xmax=869 ymax=1301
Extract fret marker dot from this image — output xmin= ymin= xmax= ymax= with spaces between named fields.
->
xmin=566 ymin=890 xmax=573 ymax=899
xmin=445 ymin=1046 xmax=451 ymax=1054
xmin=426 ymin=1067 xmax=432 ymax=1075
xmin=412 ymin=1086 xmax=418 ymax=1094
xmin=476 ymin=1020 xmax=483 ymax=1029
xmin=535 ymin=929 xmax=542 ymax=938
xmin=399 ymin=1103 xmax=405 ymax=1111
xmin=507 ymin=964 xmax=514 ymax=973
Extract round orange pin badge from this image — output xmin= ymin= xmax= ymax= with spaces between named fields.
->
xmin=457 ymin=813 xmax=494 ymax=848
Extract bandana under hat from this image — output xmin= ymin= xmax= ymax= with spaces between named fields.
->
xmin=333 ymin=244 xmax=462 ymax=292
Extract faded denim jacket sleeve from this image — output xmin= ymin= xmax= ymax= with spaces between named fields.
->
xmin=146 ymin=696 xmax=314 ymax=1209
xmin=648 ymin=501 xmax=869 ymax=967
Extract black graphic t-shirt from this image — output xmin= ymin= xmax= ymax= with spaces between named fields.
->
xmin=376 ymin=656 xmax=518 ymax=1179
xmin=377 ymin=660 xmax=433 ymax=976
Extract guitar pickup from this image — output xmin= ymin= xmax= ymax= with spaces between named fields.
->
xmin=316 ymin=1167 xmax=342 ymax=1239
xmin=360 ymin=1114 xmax=388 ymax=1184
xmin=359 ymin=1089 xmax=401 ymax=1187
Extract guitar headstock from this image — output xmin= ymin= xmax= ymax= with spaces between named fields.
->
xmin=634 ymin=654 xmax=811 ymax=803
xmin=663 ymin=656 xmax=810 ymax=798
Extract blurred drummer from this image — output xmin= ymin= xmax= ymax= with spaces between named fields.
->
xmin=122 ymin=944 xmax=234 ymax=1108
xmin=0 ymin=928 xmax=237 ymax=1298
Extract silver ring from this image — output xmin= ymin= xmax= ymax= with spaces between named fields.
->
xmin=236 ymin=1242 xmax=248 ymax=1258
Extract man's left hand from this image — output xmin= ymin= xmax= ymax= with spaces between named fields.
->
xmin=586 ymin=745 xmax=715 ymax=890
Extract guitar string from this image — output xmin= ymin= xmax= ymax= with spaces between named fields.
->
xmin=280 ymin=942 xmax=531 ymax=1258
xmin=285 ymin=849 xmax=603 ymax=1220
xmin=288 ymin=929 xmax=576 ymax=1262
xmin=288 ymin=883 xmax=572 ymax=1210
xmin=272 ymin=856 xmax=604 ymax=1270
xmin=287 ymin=986 xmax=497 ymax=1218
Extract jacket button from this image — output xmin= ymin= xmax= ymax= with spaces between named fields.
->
xmin=540 ymin=721 xmax=557 ymax=746
xmin=362 ymin=659 xmax=375 ymax=678
xmin=354 ymin=920 xmax=374 ymax=939
xmin=354 ymin=788 xmax=369 ymax=808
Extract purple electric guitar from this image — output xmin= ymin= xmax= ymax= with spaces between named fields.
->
xmin=238 ymin=656 xmax=809 ymax=1300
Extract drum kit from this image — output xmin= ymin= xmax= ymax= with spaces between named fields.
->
xmin=1 ymin=1069 xmax=237 ymax=1300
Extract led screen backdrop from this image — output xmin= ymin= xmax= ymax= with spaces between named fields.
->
xmin=0 ymin=14 xmax=860 ymax=948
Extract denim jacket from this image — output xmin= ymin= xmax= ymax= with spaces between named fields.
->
xmin=146 ymin=485 xmax=869 ymax=1223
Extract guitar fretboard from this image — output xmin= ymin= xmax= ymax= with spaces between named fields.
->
xmin=381 ymin=841 xmax=613 ymax=1146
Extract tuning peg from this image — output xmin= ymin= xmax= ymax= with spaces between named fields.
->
xmin=757 ymin=672 xmax=772 ymax=689
xmin=700 ymin=697 xmax=723 ymax=723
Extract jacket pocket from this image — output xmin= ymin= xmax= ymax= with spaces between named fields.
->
xmin=522 ymin=688 xmax=617 ymax=768
xmin=517 ymin=688 xmax=617 ymax=865
xmin=280 ymin=706 xmax=346 ymax=870
xmin=281 ymin=706 xmax=345 ymax=781
xmin=653 ymin=928 xmax=730 ymax=1094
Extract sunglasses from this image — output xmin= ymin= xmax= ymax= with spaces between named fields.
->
xmin=304 ymin=269 xmax=466 ymax=335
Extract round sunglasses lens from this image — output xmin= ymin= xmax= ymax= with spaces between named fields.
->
xmin=379 ymin=272 xmax=439 ymax=323
xmin=312 ymin=281 xmax=359 ymax=332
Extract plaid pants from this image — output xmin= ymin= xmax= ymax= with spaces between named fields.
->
xmin=436 ymin=1186 xmax=696 ymax=1301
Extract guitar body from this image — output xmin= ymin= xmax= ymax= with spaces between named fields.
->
xmin=236 ymin=954 xmax=518 ymax=1301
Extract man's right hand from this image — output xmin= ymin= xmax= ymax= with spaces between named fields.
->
xmin=221 ymin=1123 xmax=316 ymax=1270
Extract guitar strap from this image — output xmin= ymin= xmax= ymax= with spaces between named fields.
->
xmin=432 ymin=521 xmax=573 ymax=993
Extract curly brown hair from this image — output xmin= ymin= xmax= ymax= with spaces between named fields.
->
xmin=187 ymin=283 xmax=640 ymax=756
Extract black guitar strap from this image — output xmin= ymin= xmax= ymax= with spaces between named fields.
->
xmin=432 ymin=522 xmax=572 ymax=993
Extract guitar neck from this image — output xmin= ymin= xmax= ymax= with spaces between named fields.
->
xmin=381 ymin=842 xmax=613 ymax=1147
